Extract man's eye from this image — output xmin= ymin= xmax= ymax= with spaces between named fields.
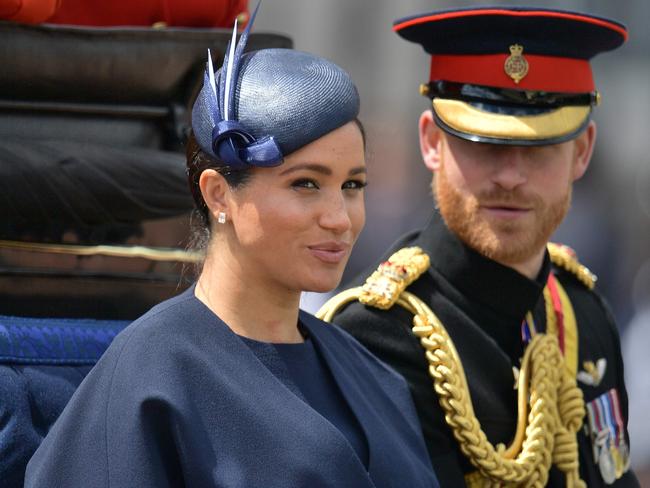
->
xmin=292 ymin=179 xmax=319 ymax=189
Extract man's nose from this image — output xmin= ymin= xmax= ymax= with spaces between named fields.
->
xmin=490 ymin=149 xmax=528 ymax=190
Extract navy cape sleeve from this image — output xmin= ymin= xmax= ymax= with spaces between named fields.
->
xmin=25 ymin=310 xmax=185 ymax=488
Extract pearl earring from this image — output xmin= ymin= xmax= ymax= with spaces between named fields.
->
xmin=217 ymin=212 xmax=227 ymax=224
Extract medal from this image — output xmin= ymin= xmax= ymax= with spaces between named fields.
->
xmin=611 ymin=445 xmax=624 ymax=479
xmin=617 ymin=440 xmax=631 ymax=475
xmin=586 ymin=389 xmax=631 ymax=484
xmin=599 ymin=446 xmax=617 ymax=484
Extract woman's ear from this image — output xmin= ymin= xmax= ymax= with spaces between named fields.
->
xmin=199 ymin=169 xmax=229 ymax=222
xmin=419 ymin=110 xmax=443 ymax=172
xmin=572 ymin=121 xmax=597 ymax=182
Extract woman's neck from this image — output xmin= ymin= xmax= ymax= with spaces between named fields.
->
xmin=195 ymin=249 xmax=303 ymax=344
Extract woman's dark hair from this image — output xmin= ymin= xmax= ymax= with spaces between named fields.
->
xmin=185 ymin=131 xmax=253 ymax=270
xmin=352 ymin=118 xmax=367 ymax=152
xmin=186 ymin=131 xmax=253 ymax=227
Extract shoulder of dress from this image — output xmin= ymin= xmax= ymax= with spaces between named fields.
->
xmin=317 ymin=247 xmax=430 ymax=320
xmin=548 ymin=242 xmax=597 ymax=290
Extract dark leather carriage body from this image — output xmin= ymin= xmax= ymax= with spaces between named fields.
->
xmin=0 ymin=21 xmax=291 ymax=486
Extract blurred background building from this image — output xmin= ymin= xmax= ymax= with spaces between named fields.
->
xmin=256 ymin=0 xmax=650 ymax=480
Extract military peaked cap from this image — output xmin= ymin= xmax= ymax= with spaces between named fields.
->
xmin=394 ymin=7 xmax=627 ymax=145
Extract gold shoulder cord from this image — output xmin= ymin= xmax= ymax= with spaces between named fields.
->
xmin=317 ymin=244 xmax=596 ymax=488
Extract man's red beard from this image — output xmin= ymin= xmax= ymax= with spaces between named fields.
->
xmin=434 ymin=166 xmax=571 ymax=266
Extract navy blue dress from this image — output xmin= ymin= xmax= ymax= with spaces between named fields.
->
xmin=240 ymin=334 xmax=369 ymax=468
xmin=24 ymin=288 xmax=439 ymax=488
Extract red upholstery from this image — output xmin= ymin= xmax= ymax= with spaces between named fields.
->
xmin=0 ymin=0 xmax=247 ymax=27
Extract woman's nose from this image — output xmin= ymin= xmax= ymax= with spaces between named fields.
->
xmin=319 ymin=192 xmax=352 ymax=234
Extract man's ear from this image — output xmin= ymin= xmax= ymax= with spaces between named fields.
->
xmin=419 ymin=110 xmax=443 ymax=172
xmin=572 ymin=121 xmax=597 ymax=182
xmin=199 ymin=169 xmax=229 ymax=221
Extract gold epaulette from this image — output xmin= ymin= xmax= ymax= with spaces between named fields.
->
xmin=358 ymin=246 xmax=430 ymax=310
xmin=548 ymin=242 xmax=597 ymax=290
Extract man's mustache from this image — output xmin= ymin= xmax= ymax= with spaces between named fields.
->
xmin=476 ymin=188 xmax=542 ymax=209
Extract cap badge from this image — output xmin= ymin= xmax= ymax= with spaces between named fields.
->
xmin=504 ymin=44 xmax=529 ymax=84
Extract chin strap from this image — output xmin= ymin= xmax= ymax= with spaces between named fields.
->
xmin=318 ymin=244 xmax=593 ymax=488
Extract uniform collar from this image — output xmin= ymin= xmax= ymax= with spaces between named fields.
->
xmin=415 ymin=211 xmax=551 ymax=321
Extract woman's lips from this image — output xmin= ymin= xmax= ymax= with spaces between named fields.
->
xmin=308 ymin=242 xmax=350 ymax=264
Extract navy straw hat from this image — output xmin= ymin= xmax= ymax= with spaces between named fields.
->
xmin=191 ymin=4 xmax=360 ymax=169
xmin=394 ymin=7 xmax=628 ymax=145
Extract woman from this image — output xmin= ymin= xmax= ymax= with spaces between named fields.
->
xmin=24 ymin=10 xmax=439 ymax=488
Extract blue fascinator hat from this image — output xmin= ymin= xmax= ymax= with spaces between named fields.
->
xmin=191 ymin=4 xmax=360 ymax=170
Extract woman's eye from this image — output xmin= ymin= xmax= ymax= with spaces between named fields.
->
xmin=342 ymin=180 xmax=367 ymax=190
xmin=292 ymin=178 xmax=319 ymax=189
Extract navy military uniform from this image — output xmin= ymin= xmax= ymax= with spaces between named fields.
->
xmin=324 ymin=7 xmax=639 ymax=488
xmin=333 ymin=214 xmax=637 ymax=487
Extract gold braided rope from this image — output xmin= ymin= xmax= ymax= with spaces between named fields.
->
xmin=319 ymin=289 xmax=585 ymax=487
xmin=317 ymin=245 xmax=589 ymax=488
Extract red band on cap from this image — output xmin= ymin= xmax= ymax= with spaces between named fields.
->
xmin=394 ymin=9 xmax=628 ymax=41
xmin=429 ymin=53 xmax=594 ymax=92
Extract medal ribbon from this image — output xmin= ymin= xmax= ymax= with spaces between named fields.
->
xmin=586 ymin=402 xmax=601 ymax=461
xmin=592 ymin=397 xmax=605 ymax=435
xmin=546 ymin=273 xmax=565 ymax=354
xmin=521 ymin=272 xmax=565 ymax=350
xmin=598 ymin=394 xmax=617 ymax=446
xmin=520 ymin=311 xmax=536 ymax=344
xmin=608 ymin=389 xmax=625 ymax=447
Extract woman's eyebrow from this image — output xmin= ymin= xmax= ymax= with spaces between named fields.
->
xmin=279 ymin=163 xmax=367 ymax=176
xmin=279 ymin=163 xmax=332 ymax=176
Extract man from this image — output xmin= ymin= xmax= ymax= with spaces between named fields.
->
xmin=322 ymin=7 xmax=639 ymax=487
